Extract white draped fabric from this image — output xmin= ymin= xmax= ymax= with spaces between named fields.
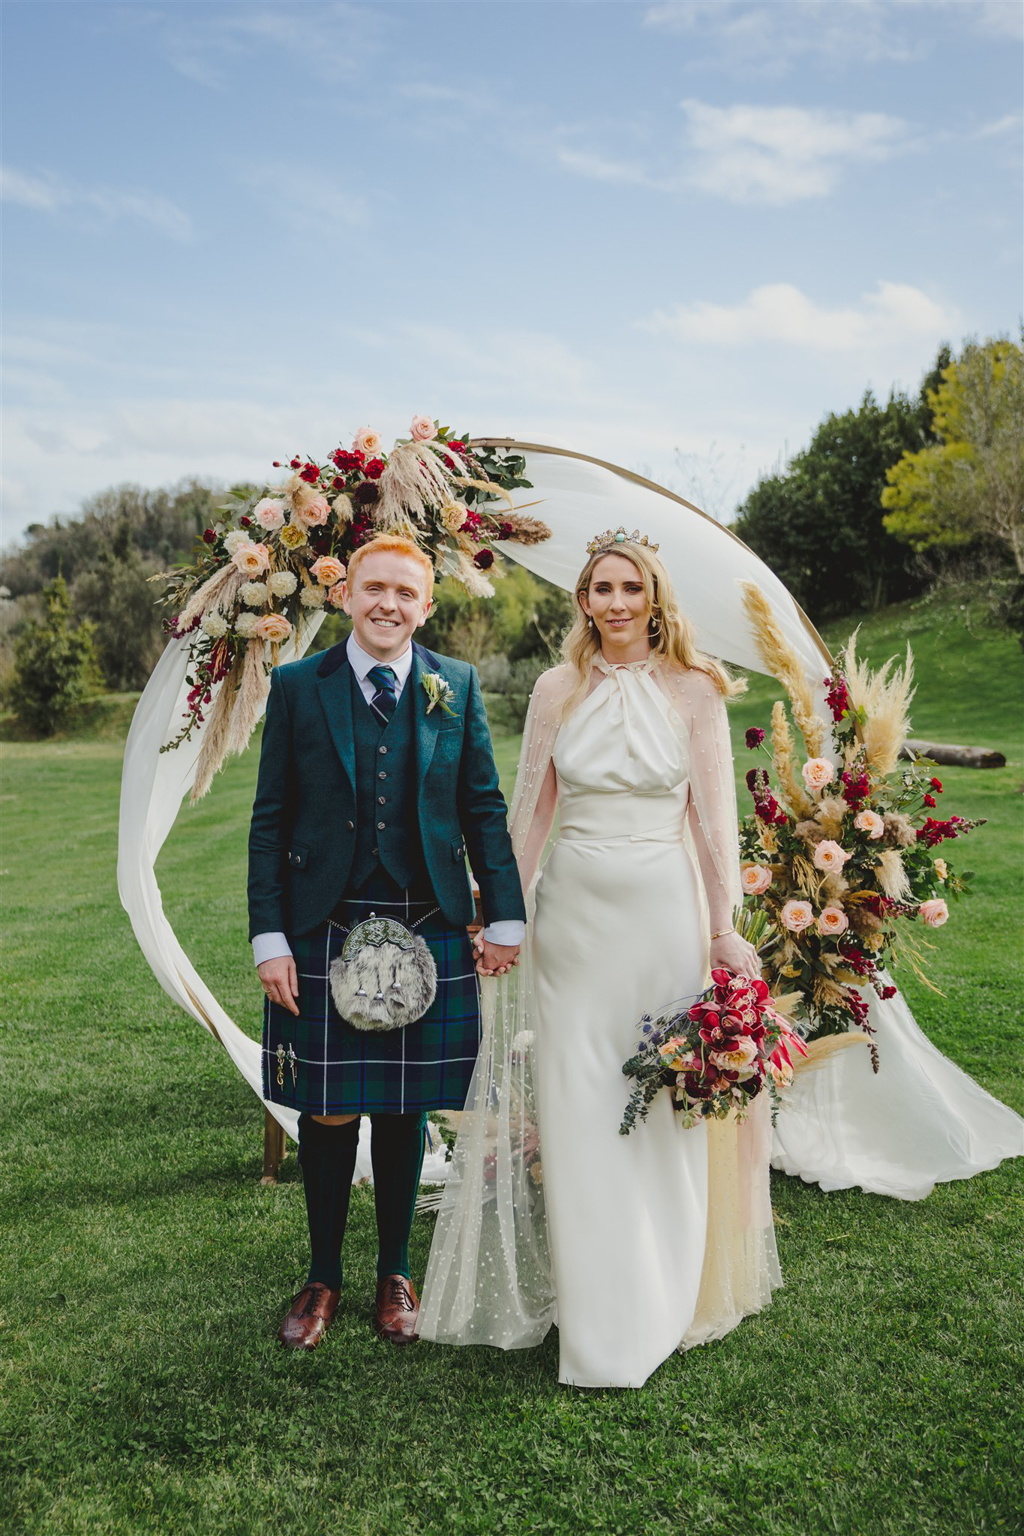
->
xmin=117 ymin=439 xmax=1022 ymax=1197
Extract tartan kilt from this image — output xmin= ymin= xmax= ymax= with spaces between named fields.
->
xmin=261 ymin=875 xmax=481 ymax=1115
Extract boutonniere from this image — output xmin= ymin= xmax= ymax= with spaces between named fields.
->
xmin=421 ymin=671 xmax=457 ymax=717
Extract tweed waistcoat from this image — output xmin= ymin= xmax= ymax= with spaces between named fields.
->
xmin=347 ymin=662 xmax=428 ymax=893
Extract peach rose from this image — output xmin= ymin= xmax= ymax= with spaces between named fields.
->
xmin=816 ymin=905 xmax=849 ymax=937
xmin=327 ymin=581 xmax=347 ymax=608
xmin=918 ymin=898 xmax=949 ymax=928
xmin=802 ymin=757 xmax=835 ymax=792
xmin=310 ymin=555 xmax=346 ymax=587
xmin=933 ymin=858 xmax=948 ymax=882
xmin=410 ymin=415 xmax=435 ymax=442
xmin=710 ymin=1036 xmax=759 ymax=1078
xmin=254 ymin=613 xmax=293 ymax=643
xmin=854 ymin=809 xmax=885 ymax=840
xmin=292 ymin=494 xmax=330 ymax=529
xmin=353 ymin=426 xmax=382 ymax=456
xmin=769 ymin=1058 xmax=794 ymax=1089
xmin=231 ymin=540 xmax=270 ymax=577
xmin=780 ymin=899 xmax=815 ymax=933
xmin=253 ymin=497 xmax=286 ymax=530
xmin=741 ymin=863 xmax=772 ymax=896
xmin=813 ymin=839 xmax=852 ymax=873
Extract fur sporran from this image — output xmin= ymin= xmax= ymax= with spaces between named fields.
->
xmin=328 ymin=914 xmax=438 ymax=1032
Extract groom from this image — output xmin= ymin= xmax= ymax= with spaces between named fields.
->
xmin=249 ymin=533 xmax=525 ymax=1349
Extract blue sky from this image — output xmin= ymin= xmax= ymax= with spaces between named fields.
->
xmin=3 ymin=0 xmax=1021 ymax=543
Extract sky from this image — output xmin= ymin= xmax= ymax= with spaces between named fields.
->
xmin=2 ymin=0 xmax=1021 ymax=544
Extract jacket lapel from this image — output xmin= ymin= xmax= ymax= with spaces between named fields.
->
xmin=315 ymin=642 xmax=356 ymax=793
xmin=411 ymin=644 xmax=443 ymax=789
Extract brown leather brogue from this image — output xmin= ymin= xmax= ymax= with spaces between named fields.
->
xmin=374 ymin=1274 xmax=420 ymax=1344
xmin=277 ymin=1282 xmax=341 ymax=1350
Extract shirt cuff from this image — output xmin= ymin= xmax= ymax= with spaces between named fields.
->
xmin=482 ymin=920 xmax=525 ymax=947
xmin=253 ymin=932 xmax=293 ymax=968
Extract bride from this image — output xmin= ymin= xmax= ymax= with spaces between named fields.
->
xmin=420 ymin=529 xmax=781 ymax=1388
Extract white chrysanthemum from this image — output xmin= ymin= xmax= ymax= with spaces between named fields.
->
xmin=240 ymin=581 xmax=268 ymax=607
xmin=223 ymin=529 xmax=250 ymax=555
xmin=299 ymin=585 xmax=327 ymax=609
xmin=267 ymin=570 xmax=298 ymax=597
xmin=200 ymin=611 xmax=228 ymax=638
xmin=234 ymin=611 xmax=260 ymax=638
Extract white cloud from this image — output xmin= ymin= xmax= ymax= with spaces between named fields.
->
xmin=554 ymin=147 xmax=660 ymax=188
xmin=1 ymin=164 xmax=192 ymax=240
xmin=973 ymin=112 xmax=1023 ymax=139
xmin=680 ymin=99 xmax=907 ymax=203
xmin=643 ymin=280 xmax=958 ymax=352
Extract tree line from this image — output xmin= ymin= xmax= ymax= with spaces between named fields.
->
xmin=2 ymin=333 xmax=1020 ymax=734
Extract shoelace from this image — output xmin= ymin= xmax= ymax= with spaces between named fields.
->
xmin=384 ymin=1278 xmax=415 ymax=1311
xmin=299 ymin=1285 xmax=329 ymax=1317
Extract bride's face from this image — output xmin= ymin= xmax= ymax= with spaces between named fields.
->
xmin=579 ymin=553 xmax=651 ymax=649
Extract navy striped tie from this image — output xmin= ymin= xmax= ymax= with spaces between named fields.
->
xmin=367 ymin=664 xmax=398 ymax=725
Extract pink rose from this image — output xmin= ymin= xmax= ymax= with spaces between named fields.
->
xmin=231 ymin=540 xmax=271 ymax=577
xmin=293 ymin=494 xmax=330 ymax=528
xmin=410 ymin=414 xmax=435 ymax=442
xmin=327 ymin=581 xmax=347 ymax=608
xmin=741 ymin=863 xmax=772 ymax=896
xmin=252 ymin=498 xmax=286 ymax=530
xmin=802 ymin=757 xmax=836 ymax=792
xmin=854 ymin=809 xmax=885 ymax=840
xmin=352 ymin=426 xmax=382 ymax=456
xmin=813 ymin=839 xmax=852 ymax=873
xmin=780 ymin=899 xmax=815 ymax=933
xmin=254 ymin=613 xmax=293 ymax=643
xmin=310 ymin=555 xmax=347 ymax=587
xmin=816 ymin=905 xmax=849 ymax=937
xmin=918 ymin=898 xmax=949 ymax=928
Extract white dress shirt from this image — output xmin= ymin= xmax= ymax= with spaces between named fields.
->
xmin=252 ymin=633 xmax=525 ymax=966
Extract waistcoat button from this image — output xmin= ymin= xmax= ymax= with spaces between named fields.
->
xmin=377 ymin=820 xmax=386 ymax=830
xmin=379 ymin=746 xmax=387 ymax=755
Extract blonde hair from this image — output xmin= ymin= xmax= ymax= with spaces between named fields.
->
xmin=561 ymin=542 xmax=743 ymax=715
xmin=346 ymin=534 xmax=435 ymax=601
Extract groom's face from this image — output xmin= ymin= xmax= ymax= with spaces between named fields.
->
xmin=342 ymin=551 xmax=432 ymax=662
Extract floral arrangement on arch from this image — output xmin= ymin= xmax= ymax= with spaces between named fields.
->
xmin=735 ymin=583 xmax=983 ymax=1062
xmin=160 ymin=418 xmax=549 ymax=801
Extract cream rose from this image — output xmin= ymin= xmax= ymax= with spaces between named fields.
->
xmin=933 ymin=858 xmax=948 ymax=882
xmin=741 ymin=863 xmax=772 ymax=896
xmin=353 ymin=426 xmax=382 ymax=456
xmin=802 ymin=757 xmax=835 ymax=792
xmin=231 ymin=540 xmax=271 ymax=577
xmin=234 ymin=611 xmax=259 ymax=638
xmin=410 ymin=415 xmax=435 ymax=442
xmin=267 ymin=570 xmax=298 ymax=598
xmin=279 ymin=521 xmax=308 ymax=550
xmin=255 ymin=613 xmax=293 ymax=643
xmin=441 ymin=500 xmax=468 ymax=533
xmin=253 ymin=497 xmax=286 ymax=530
xmin=780 ymin=899 xmax=815 ymax=933
xmin=240 ymin=581 xmax=268 ymax=608
xmin=918 ymin=898 xmax=949 ymax=928
xmin=200 ymin=611 xmax=228 ymax=638
xmin=813 ymin=839 xmax=852 ymax=873
xmin=854 ymin=809 xmax=885 ymax=840
xmin=816 ymin=905 xmax=849 ymax=937
xmin=327 ymin=581 xmax=347 ymax=609
xmin=299 ymin=584 xmax=327 ymax=609
xmin=292 ymin=494 xmax=330 ymax=529
xmin=310 ymin=555 xmax=347 ymax=587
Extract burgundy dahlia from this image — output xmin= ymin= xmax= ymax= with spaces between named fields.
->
xmin=745 ymin=727 xmax=766 ymax=750
xmin=473 ymin=548 xmax=494 ymax=570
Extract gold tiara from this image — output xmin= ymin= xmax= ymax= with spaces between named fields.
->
xmin=586 ymin=525 xmax=660 ymax=557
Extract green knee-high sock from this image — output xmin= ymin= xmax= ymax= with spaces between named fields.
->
xmin=370 ymin=1112 xmax=427 ymax=1281
xmin=298 ymin=1113 xmax=360 ymax=1291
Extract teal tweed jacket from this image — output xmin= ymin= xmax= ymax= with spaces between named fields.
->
xmin=247 ymin=640 xmax=526 ymax=938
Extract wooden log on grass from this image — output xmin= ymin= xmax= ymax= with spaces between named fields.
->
xmin=902 ymin=739 xmax=1006 ymax=769
xmin=260 ymin=1108 xmax=287 ymax=1185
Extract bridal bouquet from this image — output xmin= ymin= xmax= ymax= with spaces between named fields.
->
xmin=159 ymin=419 xmax=549 ymax=800
xmin=620 ymin=969 xmax=807 ymax=1133
xmin=737 ymin=584 xmax=984 ymax=1058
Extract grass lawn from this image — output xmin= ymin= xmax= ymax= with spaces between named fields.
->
xmin=1 ymin=592 xmax=1022 ymax=1535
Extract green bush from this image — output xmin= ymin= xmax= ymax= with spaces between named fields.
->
xmin=9 ymin=575 xmax=99 ymax=735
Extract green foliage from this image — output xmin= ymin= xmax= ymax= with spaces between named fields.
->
xmin=733 ymin=384 xmax=940 ymax=621
xmin=882 ymin=336 xmax=1024 ymax=574
xmin=9 ymin=574 xmax=99 ymax=735
xmin=72 ymin=516 xmax=167 ymax=690
xmin=420 ymin=557 xmax=573 ymax=665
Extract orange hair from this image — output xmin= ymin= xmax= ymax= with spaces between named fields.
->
xmin=346 ymin=534 xmax=435 ymax=601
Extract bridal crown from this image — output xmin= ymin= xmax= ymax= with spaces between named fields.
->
xmin=586 ymin=525 xmax=660 ymax=557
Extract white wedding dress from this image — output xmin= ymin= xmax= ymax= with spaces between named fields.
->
xmin=420 ymin=658 xmax=780 ymax=1387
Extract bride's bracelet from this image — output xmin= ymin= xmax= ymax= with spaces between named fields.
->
xmin=710 ymin=927 xmax=735 ymax=941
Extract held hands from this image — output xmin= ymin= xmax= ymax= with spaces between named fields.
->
xmin=473 ymin=935 xmax=521 ymax=977
xmin=709 ymin=929 xmax=761 ymax=980
xmin=258 ymin=956 xmax=300 ymax=1015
